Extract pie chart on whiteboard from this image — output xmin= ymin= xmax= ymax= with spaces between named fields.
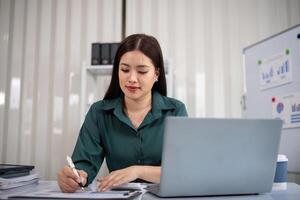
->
xmin=276 ymin=102 xmax=284 ymax=114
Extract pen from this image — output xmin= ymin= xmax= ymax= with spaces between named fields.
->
xmin=66 ymin=155 xmax=85 ymax=191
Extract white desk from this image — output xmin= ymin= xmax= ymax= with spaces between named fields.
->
xmin=143 ymin=183 xmax=300 ymax=200
xmin=1 ymin=181 xmax=300 ymax=200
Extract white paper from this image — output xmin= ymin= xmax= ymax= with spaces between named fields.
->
xmin=272 ymin=92 xmax=300 ymax=128
xmin=15 ymin=189 xmax=135 ymax=199
xmin=10 ymin=182 xmax=143 ymax=199
xmin=111 ymin=182 xmax=145 ymax=191
xmin=259 ymin=51 xmax=292 ymax=90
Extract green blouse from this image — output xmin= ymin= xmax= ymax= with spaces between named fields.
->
xmin=72 ymin=91 xmax=188 ymax=185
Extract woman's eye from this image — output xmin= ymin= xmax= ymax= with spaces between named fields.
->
xmin=121 ymin=69 xmax=129 ymax=73
xmin=138 ymin=71 xmax=148 ymax=74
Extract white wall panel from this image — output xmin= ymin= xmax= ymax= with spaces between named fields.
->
xmin=6 ymin=0 xmax=26 ymax=163
xmin=34 ymin=0 xmax=52 ymax=178
xmin=185 ymin=0 xmax=196 ymax=117
xmin=66 ymin=0 xmax=83 ymax=156
xmin=152 ymin=0 xmax=168 ymax=55
xmin=50 ymin=0 xmax=67 ymax=180
xmin=227 ymin=0 xmax=243 ymax=117
xmin=193 ymin=0 xmax=206 ymax=117
xmin=0 ymin=0 xmax=11 ymax=163
xmin=287 ymin=0 xmax=300 ymax=26
xmin=211 ymin=0 xmax=225 ymax=117
xmin=19 ymin=0 xmax=38 ymax=165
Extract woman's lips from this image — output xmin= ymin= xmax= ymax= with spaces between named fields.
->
xmin=125 ymin=86 xmax=140 ymax=92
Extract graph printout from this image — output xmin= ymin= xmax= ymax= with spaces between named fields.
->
xmin=258 ymin=51 xmax=292 ymax=90
xmin=272 ymin=93 xmax=300 ymax=129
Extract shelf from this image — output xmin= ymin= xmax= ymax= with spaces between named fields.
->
xmin=86 ymin=65 xmax=113 ymax=75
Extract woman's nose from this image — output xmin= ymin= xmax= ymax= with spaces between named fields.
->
xmin=128 ymin=71 xmax=138 ymax=83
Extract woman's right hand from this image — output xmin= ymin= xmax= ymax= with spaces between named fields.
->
xmin=57 ymin=166 xmax=88 ymax=193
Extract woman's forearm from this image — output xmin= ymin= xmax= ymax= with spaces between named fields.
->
xmin=136 ymin=166 xmax=161 ymax=183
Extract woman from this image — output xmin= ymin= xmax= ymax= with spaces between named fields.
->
xmin=57 ymin=34 xmax=188 ymax=193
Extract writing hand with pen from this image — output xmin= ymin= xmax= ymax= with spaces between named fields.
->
xmin=57 ymin=156 xmax=88 ymax=193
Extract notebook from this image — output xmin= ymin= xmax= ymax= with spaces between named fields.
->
xmin=147 ymin=117 xmax=282 ymax=197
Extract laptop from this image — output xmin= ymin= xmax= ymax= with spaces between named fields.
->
xmin=147 ymin=117 xmax=282 ymax=197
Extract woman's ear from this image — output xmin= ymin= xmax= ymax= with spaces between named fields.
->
xmin=155 ymin=69 xmax=160 ymax=81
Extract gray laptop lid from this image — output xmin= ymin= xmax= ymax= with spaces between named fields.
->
xmin=157 ymin=117 xmax=282 ymax=197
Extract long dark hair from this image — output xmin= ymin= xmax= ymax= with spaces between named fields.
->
xmin=103 ymin=34 xmax=167 ymax=100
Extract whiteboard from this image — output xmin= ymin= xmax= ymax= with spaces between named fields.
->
xmin=243 ymin=24 xmax=300 ymax=172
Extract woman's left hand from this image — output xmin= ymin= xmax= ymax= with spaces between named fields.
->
xmin=97 ymin=166 xmax=140 ymax=192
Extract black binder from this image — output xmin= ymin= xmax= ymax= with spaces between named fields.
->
xmin=0 ymin=164 xmax=34 ymax=178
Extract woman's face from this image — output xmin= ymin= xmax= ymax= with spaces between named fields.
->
xmin=119 ymin=50 xmax=159 ymax=101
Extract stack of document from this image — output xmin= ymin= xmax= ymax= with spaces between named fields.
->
xmin=0 ymin=172 xmax=39 ymax=190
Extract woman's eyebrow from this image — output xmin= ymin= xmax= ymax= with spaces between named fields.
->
xmin=120 ymin=63 xmax=150 ymax=69
xmin=120 ymin=62 xmax=130 ymax=67
xmin=136 ymin=65 xmax=150 ymax=69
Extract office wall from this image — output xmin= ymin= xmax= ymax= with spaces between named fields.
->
xmin=0 ymin=0 xmax=300 ymax=180
xmin=0 ymin=0 xmax=121 ymax=179
xmin=126 ymin=0 xmax=300 ymax=117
